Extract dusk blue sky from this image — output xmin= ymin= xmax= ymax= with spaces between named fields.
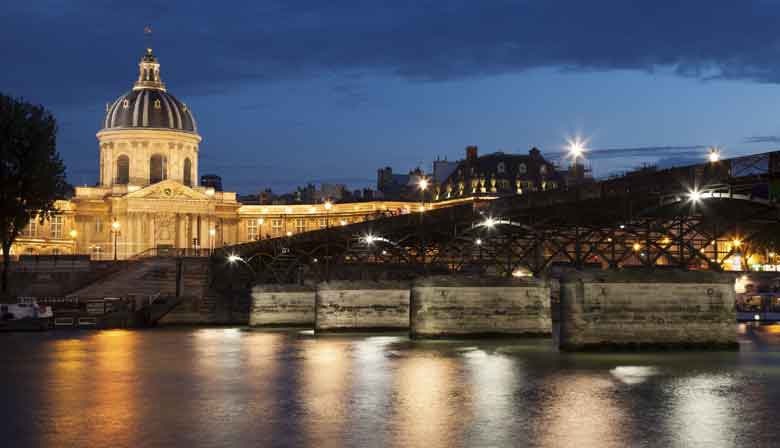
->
xmin=4 ymin=1 xmax=780 ymax=193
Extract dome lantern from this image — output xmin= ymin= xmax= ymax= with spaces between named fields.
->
xmin=102 ymin=49 xmax=197 ymax=133
xmin=134 ymin=48 xmax=166 ymax=91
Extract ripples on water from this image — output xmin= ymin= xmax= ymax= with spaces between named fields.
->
xmin=3 ymin=326 xmax=780 ymax=447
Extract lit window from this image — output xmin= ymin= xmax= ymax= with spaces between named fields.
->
xmin=95 ymin=217 xmax=103 ymax=234
xmin=540 ymin=165 xmax=547 ymax=175
xmin=271 ymin=219 xmax=282 ymax=234
xmin=51 ymin=215 xmax=63 ymax=239
xmin=319 ymin=218 xmax=328 ymax=229
xmin=154 ymin=99 xmax=161 ymax=109
xmin=295 ymin=218 xmax=305 ymax=233
xmin=518 ymin=163 xmax=527 ymax=174
xmin=497 ymin=162 xmax=505 ymax=174
xmin=52 ymin=248 xmax=61 ymax=256
xmin=91 ymin=246 xmax=103 ymax=260
xmin=21 ymin=218 xmax=38 ymax=237
xmin=247 ymin=219 xmax=258 ymax=240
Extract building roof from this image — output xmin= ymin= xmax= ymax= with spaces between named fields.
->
xmin=102 ymin=49 xmax=197 ymax=133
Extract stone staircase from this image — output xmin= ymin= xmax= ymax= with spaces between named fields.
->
xmin=66 ymin=257 xmax=221 ymax=325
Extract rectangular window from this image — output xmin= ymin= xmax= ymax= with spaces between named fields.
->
xmin=95 ymin=217 xmax=103 ymax=234
xmin=51 ymin=216 xmax=63 ymax=239
xmin=51 ymin=248 xmax=62 ymax=256
xmin=21 ymin=218 xmax=38 ymax=237
xmin=271 ymin=219 xmax=283 ymax=234
xmin=295 ymin=218 xmax=305 ymax=233
xmin=91 ymin=246 xmax=103 ymax=260
xmin=247 ymin=219 xmax=258 ymax=240
xmin=318 ymin=218 xmax=328 ymax=229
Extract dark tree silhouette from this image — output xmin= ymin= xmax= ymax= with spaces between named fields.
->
xmin=0 ymin=93 xmax=67 ymax=294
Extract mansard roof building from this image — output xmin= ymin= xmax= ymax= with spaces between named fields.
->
xmin=435 ymin=145 xmax=563 ymax=201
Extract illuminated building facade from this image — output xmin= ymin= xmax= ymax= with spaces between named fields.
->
xmin=9 ymin=49 xmax=433 ymax=259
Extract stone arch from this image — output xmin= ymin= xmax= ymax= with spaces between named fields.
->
xmin=150 ymin=154 xmax=168 ymax=184
xmin=115 ymin=154 xmax=130 ymax=184
xmin=183 ymin=157 xmax=192 ymax=186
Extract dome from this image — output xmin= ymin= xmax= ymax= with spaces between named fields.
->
xmin=102 ymin=48 xmax=197 ymax=133
xmin=104 ymin=89 xmax=197 ymax=132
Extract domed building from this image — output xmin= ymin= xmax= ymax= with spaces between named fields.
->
xmin=98 ymin=49 xmax=200 ymax=188
xmin=9 ymin=48 xmax=426 ymax=260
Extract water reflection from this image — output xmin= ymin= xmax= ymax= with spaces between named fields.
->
xmin=44 ymin=330 xmax=140 ymax=447
xmin=5 ymin=327 xmax=780 ymax=447
xmin=667 ymin=374 xmax=741 ymax=446
xmin=536 ymin=373 xmax=628 ymax=447
xmin=391 ymin=350 xmax=469 ymax=448
xmin=300 ymin=337 xmax=351 ymax=448
xmin=463 ymin=349 xmax=522 ymax=446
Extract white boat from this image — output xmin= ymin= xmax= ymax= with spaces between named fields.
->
xmin=0 ymin=298 xmax=53 ymax=331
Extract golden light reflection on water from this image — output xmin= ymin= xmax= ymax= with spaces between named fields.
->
xmin=45 ymin=330 xmax=140 ymax=447
xmin=391 ymin=353 xmax=470 ymax=448
xmin=300 ymin=338 xmax=351 ymax=448
xmin=536 ymin=374 xmax=628 ymax=447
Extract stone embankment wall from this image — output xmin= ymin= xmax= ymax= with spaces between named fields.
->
xmin=559 ymin=269 xmax=737 ymax=351
xmin=315 ymin=281 xmax=410 ymax=332
xmin=249 ymin=285 xmax=315 ymax=327
xmin=410 ymin=276 xmax=552 ymax=338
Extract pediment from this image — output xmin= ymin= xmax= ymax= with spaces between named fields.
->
xmin=124 ymin=180 xmax=210 ymax=200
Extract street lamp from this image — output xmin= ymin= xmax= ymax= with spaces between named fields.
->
xmin=566 ymin=137 xmax=587 ymax=165
xmin=111 ymin=220 xmax=121 ymax=260
xmin=708 ymin=147 xmax=721 ymax=163
xmin=324 ymin=199 xmax=333 ymax=281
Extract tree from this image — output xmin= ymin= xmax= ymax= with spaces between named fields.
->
xmin=0 ymin=93 xmax=67 ymax=294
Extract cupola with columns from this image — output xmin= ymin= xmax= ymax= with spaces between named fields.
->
xmin=97 ymin=48 xmax=201 ymax=188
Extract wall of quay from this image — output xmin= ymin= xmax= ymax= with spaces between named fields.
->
xmin=249 ymin=285 xmax=315 ymax=327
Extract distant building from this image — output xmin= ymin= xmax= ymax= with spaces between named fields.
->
xmin=200 ymin=174 xmax=223 ymax=192
xmin=435 ymin=145 xmax=563 ymax=200
xmin=377 ymin=166 xmax=429 ymax=200
xmin=433 ymin=157 xmax=458 ymax=185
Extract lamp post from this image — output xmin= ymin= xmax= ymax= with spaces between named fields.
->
xmin=69 ymin=229 xmax=77 ymax=253
xmin=111 ymin=220 xmax=121 ymax=260
xmin=324 ymin=200 xmax=333 ymax=281
xmin=417 ymin=177 xmax=429 ymax=270
xmin=209 ymin=228 xmax=216 ymax=254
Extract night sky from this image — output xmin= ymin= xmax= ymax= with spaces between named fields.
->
xmin=4 ymin=1 xmax=780 ymax=194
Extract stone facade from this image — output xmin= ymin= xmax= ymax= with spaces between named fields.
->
xmin=315 ymin=281 xmax=410 ymax=332
xmin=410 ymin=276 xmax=552 ymax=338
xmin=559 ymin=269 xmax=738 ymax=351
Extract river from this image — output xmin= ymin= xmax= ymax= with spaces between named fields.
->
xmin=2 ymin=325 xmax=780 ymax=447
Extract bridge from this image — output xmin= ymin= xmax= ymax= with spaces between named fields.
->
xmin=215 ymin=150 xmax=780 ymax=284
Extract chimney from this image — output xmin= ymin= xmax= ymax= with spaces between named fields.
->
xmin=529 ymin=147 xmax=541 ymax=158
xmin=466 ymin=145 xmax=478 ymax=161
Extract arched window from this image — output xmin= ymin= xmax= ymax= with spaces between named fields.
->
xmin=497 ymin=161 xmax=506 ymax=174
xmin=518 ymin=163 xmax=527 ymax=174
xmin=183 ymin=158 xmax=192 ymax=186
xmin=115 ymin=155 xmax=129 ymax=184
xmin=150 ymin=154 xmax=167 ymax=184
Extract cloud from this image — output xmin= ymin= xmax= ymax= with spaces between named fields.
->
xmin=545 ymin=145 xmax=707 ymax=160
xmin=744 ymin=136 xmax=780 ymax=144
xmin=7 ymin=1 xmax=780 ymax=107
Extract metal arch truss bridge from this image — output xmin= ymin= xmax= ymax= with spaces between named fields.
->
xmin=216 ymin=152 xmax=780 ymax=284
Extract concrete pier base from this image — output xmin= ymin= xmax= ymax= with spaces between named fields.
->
xmin=315 ymin=281 xmax=410 ymax=332
xmin=249 ymin=285 xmax=315 ymax=327
xmin=559 ymin=269 xmax=738 ymax=351
xmin=410 ymin=276 xmax=552 ymax=339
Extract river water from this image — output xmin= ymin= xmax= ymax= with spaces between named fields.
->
xmin=2 ymin=325 xmax=780 ymax=447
